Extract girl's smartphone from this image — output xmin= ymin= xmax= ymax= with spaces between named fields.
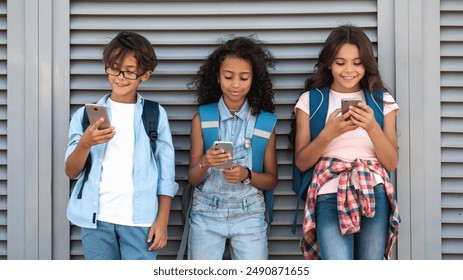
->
xmin=213 ymin=141 xmax=233 ymax=170
xmin=341 ymin=98 xmax=362 ymax=115
xmin=85 ymin=104 xmax=111 ymax=129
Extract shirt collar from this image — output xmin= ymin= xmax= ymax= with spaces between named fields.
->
xmin=218 ymin=96 xmax=250 ymax=121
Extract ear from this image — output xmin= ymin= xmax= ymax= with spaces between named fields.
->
xmin=139 ymin=70 xmax=152 ymax=82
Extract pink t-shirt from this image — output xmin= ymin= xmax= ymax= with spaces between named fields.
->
xmin=295 ymin=89 xmax=399 ymax=194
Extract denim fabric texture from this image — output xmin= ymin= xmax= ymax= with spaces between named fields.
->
xmin=188 ymin=97 xmax=268 ymax=259
xmin=81 ymin=221 xmax=158 ymax=260
xmin=315 ymin=184 xmax=390 ymax=260
xmin=188 ymin=190 xmax=268 ymax=260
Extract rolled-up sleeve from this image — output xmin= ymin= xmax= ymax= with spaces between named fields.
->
xmin=154 ymin=106 xmax=179 ymax=197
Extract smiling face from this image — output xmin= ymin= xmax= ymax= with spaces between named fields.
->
xmin=330 ymin=43 xmax=365 ymax=93
xmin=218 ymin=56 xmax=253 ymax=110
xmin=107 ymin=52 xmax=151 ymax=103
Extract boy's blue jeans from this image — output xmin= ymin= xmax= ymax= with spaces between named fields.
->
xmin=315 ymin=184 xmax=390 ymax=260
xmin=188 ymin=191 xmax=268 ymax=260
xmin=80 ymin=220 xmax=157 ymax=260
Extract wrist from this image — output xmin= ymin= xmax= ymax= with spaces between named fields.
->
xmin=241 ymin=167 xmax=252 ymax=185
xmin=198 ymin=155 xmax=208 ymax=169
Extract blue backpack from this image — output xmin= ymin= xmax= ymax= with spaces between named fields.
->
xmin=199 ymin=102 xmax=277 ymax=224
xmin=291 ymin=86 xmax=385 ymax=233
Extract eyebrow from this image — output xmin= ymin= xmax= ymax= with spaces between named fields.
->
xmin=222 ymin=70 xmax=251 ymax=75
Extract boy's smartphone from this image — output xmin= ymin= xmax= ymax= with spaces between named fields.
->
xmin=341 ymin=98 xmax=362 ymax=115
xmin=213 ymin=141 xmax=233 ymax=170
xmin=85 ymin=104 xmax=111 ymax=129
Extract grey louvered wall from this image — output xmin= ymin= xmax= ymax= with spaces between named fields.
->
xmin=68 ymin=0 xmax=379 ymax=260
xmin=0 ymin=0 xmax=6 ymax=260
xmin=440 ymin=0 xmax=463 ymax=260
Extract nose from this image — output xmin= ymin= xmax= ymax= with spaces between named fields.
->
xmin=115 ymin=71 xmax=126 ymax=80
xmin=345 ymin=63 xmax=354 ymax=73
xmin=231 ymin=77 xmax=240 ymax=88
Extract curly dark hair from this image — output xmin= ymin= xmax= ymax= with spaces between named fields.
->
xmin=289 ymin=24 xmax=390 ymax=148
xmin=188 ymin=35 xmax=275 ymax=115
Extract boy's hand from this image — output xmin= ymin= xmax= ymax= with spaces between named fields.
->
xmin=147 ymin=221 xmax=167 ymax=251
xmin=80 ymin=117 xmax=116 ymax=148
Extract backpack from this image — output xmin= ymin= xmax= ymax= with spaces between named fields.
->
xmin=78 ymin=99 xmax=159 ymax=199
xmin=291 ymin=86 xmax=385 ymax=234
xmin=199 ymin=102 xmax=277 ymax=224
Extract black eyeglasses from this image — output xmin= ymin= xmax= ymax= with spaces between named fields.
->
xmin=105 ymin=67 xmax=145 ymax=80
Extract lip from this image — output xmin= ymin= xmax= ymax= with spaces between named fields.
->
xmin=114 ymin=81 xmax=127 ymax=87
xmin=341 ymin=76 xmax=356 ymax=80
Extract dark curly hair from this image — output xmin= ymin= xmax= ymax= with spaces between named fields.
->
xmin=289 ymin=24 xmax=390 ymax=148
xmin=188 ymin=35 xmax=275 ymax=115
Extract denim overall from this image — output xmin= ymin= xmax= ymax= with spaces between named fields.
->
xmin=188 ymin=98 xmax=268 ymax=260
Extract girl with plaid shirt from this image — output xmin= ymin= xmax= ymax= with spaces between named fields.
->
xmin=292 ymin=24 xmax=400 ymax=260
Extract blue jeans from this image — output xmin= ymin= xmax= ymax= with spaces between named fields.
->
xmin=188 ymin=190 xmax=268 ymax=260
xmin=315 ymin=184 xmax=390 ymax=260
xmin=80 ymin=221 xmax=157 ymax=260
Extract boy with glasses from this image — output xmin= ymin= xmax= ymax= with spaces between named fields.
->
xmin=65 ymin=31 xmax=178 ymax=260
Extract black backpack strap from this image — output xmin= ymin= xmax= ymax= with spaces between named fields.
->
xmin=79 ymin=108 xmax=92 ymax=199
xmin=142 ymin=99 xmax=160 ymax=156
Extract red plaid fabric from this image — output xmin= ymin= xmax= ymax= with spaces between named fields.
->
xmin=300 ymin=157 xmax=400 ymax=260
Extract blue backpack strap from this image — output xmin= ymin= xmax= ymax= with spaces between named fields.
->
xmin=364 ymin=89 xmax=384 ymax=128
xmin=291 ymin=86 xmax=330 ymax=234
xmin=79 ymin=108 xmax=92 ymax=199
xmin=309 ymin=86 xmax=330 ymax=140
xmin=252 ymin=111 xmax=277 ymax=224
xmin=142 ymin=99 xmax=160 ymax=156
xmin=198 ymin=102 xmax=219 ymax=151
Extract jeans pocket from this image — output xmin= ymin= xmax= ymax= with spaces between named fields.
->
xmin=246 ymin=196 xmax=266 ymax=214
xmin=191 ymin=193 xmax=213 ymax=213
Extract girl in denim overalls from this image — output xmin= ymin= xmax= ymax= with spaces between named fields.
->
xmin=187 ymin=36 xmax=278 ymax=260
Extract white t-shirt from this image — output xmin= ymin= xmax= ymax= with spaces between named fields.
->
xmin=97 ymin=99 xmax=149 ymax=226
xmin=295 ymin=89 xmax=399 ymax=194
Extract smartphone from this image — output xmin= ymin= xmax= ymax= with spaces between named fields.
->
xmin=85 ymin=104 xmax=111 ymax=129
xmin=213 ymin=141 xmax=233 ymax=170
xmin=341 ymin=98 xmax=362 ymax=115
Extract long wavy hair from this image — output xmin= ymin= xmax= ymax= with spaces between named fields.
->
xmin=305 ymin=24 xmax=388 ymax=95
xmin=188 ymin=35 xmax=275 ymax=115
xmin=289 ymin=24 xmax=390 ymax=148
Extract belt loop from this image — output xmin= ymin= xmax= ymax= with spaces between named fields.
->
xmin=242 ymin=197 xmax=247 ymax=211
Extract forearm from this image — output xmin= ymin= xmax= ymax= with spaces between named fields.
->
xmin=155 ymin=195 xmax=172 ymax=227
xmin=368 ymin=126 xmax=399 ymax=171
xmin=188 ymin=154 xmax=208 ymax=187
xmin=250 ymin=170 xmax=278 ymax=191
xmin=296 ymin=130 xmax=332 ymax=172
xmin=65 ymin=142 xmax=91 ymax=179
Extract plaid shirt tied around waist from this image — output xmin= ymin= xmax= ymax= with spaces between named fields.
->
xmin=300 ymin=157 xmax=400 ymax=260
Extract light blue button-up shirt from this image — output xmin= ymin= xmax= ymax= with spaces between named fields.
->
xmin=65 ymin=93 xmax=178 ymax=228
